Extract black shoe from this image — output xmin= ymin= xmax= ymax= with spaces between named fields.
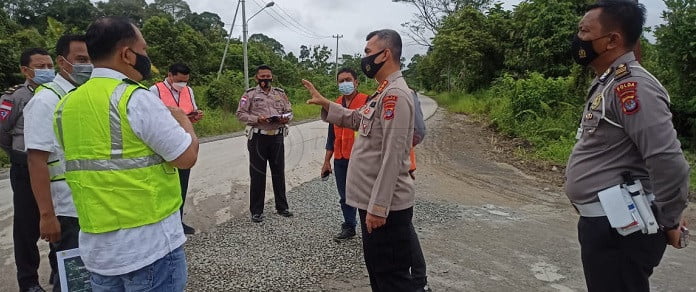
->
xmin=182 ymin=223 xmax=196 ymax=235
xmin=24 ymin=285 xmax=46 ymax=292
xmin=251 ymin=213 xmax=265 ymax=223
xmin=333 ymin=223 xmax=356 ymax=242
xmin=277 ymin=210 xmax=293 ymax=217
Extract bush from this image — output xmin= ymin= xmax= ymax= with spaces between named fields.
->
xmin=206 ymin=71 xmax=245 ymax=111
xmin=434 ymin=72 xmax=582 ymax=163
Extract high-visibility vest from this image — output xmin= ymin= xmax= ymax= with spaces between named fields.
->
xmin=155 ymin=81 xmax=194 ymax=114
xmin=334 ymin=93 xmax=369 ymax=160
xmin=35 ymin=82 xmax=68 ymax=182
xmin=53 ymin=77 xmax=181 ymax=233
xmin=410 ymin=148 xmax=416 ymax=172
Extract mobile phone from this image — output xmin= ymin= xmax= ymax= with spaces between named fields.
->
xmin=680 ymin=227 xmax=690 ymax=248
xmin=321 ymin=170 xmax=331 ymax=181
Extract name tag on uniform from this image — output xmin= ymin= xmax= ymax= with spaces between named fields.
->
xmin=575 ymin=127 xmax=583 ymax=140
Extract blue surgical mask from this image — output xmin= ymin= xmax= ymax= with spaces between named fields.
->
xmin=31 ymin=68 xmax=56 ymax=85
xmin=338 ymin=81 xmax=355 ymax=95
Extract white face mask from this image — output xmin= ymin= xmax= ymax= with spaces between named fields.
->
xmin=172 ymin=82 xmax=187 ymax=90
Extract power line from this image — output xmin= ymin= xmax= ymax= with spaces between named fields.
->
xmin=272 ymin=3 xmax=330 ymax=38
xmin=249 ymin=0 xmax=329 ymax=40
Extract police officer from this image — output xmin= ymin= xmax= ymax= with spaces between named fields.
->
xmin=236 ymin=65 xmax=293 ymax=223
xmin=566 ymin=1 xmax=689 ymax=291
xmin=0 ymin=47 xmax=54 ymax=292
xmin=303 ymin=29 xmax=426 ymax=291
xmin=150 ymin=63 xmax=204 ymax=235
xmin=25 ymin=34 xmax=91 ymax=292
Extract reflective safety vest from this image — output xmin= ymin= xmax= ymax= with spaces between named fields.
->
xmin=35 ymin=82 xmax=68 ymax=182
xmin=155 ymin=82 xmax=194 ymax=114
xmin=334 ymin=93 xmax=369 ymax=160
xmin=54 ymin=77 xmax=182 ymax=233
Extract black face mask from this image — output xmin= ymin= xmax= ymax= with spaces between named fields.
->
xmin=258 ymin=78 xmax=272 ymax=89
xmin=571 ymin=34 xmax=609 ymax=67
xmin=361 ymin=50 xmax=386 ymax=79
xmin=128 ymin=48 xmax=152 ymax=81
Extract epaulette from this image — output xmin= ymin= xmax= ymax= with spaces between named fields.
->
xmin=3 ymin=84 xmax=23 ymax=95
xmin=272 ymin=87 xmax=285 ymax=93
xmin=614 ymin=63 xmax=631 ymax=81
xmin=245 ymin=87 xmax=255 ymax=93
xmin=598 ymin=67 xmax=614 ymax=84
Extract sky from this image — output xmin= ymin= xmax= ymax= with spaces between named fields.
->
xmin=182 ymin=0 xmax=668 ymax=63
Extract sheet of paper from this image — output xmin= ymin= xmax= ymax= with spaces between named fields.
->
xmin=57 ymin=248 xmax=92 ymax=292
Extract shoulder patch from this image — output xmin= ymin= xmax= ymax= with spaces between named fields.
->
xmin=614 ymin=63 xmax=631 ymax=81
xmin=382 ymin=95 xmax=398 ymax=121
xmin=240 ymin=95 xmax=249 ymax=107
xmin=615 ymin=81 xmax=639 ymax=115
xmin=0 ymin=99 xmax=14 ymax=120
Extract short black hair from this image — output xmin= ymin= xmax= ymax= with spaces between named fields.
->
xmin=85 ymin=17 xmax=138 ymax=62
xmin=337 ymin=68 xmax=358 ymax=80
xmin=366 ymin=29 xmax=402 ymax=62
xmin=588 ymin=0 xmax=646 ymax=48
xmin=55 ymin=34 xmax=86 ymax=58
xmin=256 ymin=65 xmax=272 ymax=74
xmin=20 ymin=48 xmax=50 ymax=67
xmin=169 ymin=63 xmax=191 ymax=75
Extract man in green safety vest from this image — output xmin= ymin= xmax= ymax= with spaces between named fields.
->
xmin=53 ymin=17 xmax=199 ymax=290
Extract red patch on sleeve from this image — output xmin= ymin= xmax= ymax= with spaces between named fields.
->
xmin=383 ymin=99 xmax=396 ymax=121
xmin=615 ymin=82 xmax=639 ymax=115
xmin=240 ymin=95 xmax=248 ymax=107
xmin=0 ymin=100 xmax=13 ymax=121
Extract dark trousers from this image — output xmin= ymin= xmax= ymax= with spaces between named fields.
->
xmin=578 ymin=216 xmax=667 ymax=292
xmin=11 ymin=163 xmax=43 ymax=290
xmin=50 ymin=216 xmax=80 ymax=292
xmin=333 ymin=159 xmax=357 ymax=228
xmin=359 ymin=208 xmax=423 ymax=292
xmin=247 ymin=133 xmax=288 ymax=215
xmin=410 ymin=225 xmax=428 ymax=287
xmin=178 ymin=168 xmax=191 ymax=220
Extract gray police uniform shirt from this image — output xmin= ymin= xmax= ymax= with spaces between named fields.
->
xmin=565 ymin=52 xmax=689 ymax=228
xmin=236 ymin=85 xmax=293 ymax=131
xmin=0 ymin=81 xmax=35 ymax=154
xmin=322 ymin=71 xmax=416 ymax=217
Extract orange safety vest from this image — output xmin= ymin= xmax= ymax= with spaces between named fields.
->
xmin=155 ymin=82 xmax=195 ymax=114
xmin=334 ymin=93 xmax=369 ymax=160
xmin=410 ymin=148 xmax=416 ymax=172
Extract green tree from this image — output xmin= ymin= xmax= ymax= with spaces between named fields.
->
xmin=505 ymin=0 xmax=589 ymax=78
xmin=95 ymin=0 xmax=148 ymax=25
xmin=655 ymin=0 xmax=696 ymax=146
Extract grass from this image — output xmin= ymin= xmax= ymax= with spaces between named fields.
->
xmin=432 ymin=89 xmax=696 ymax=196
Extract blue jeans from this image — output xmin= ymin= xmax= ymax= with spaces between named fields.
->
xmin=90 ymin=246 xmax=187 ymax=292
xmin=334 ymin=159 xmax=357 ymax=228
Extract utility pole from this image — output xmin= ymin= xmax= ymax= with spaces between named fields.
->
xmin=217 ymin=1 xmax=241 ymax=79
xmin=242 ymin=1 xmax=274 ymax=89
xmin=634 ymin=0 xmax=642 ymax=62
xmin=242 ymin=0 xmax=249 ymax=89
xmin=332 ymin=34 xmax=343 ymax=77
